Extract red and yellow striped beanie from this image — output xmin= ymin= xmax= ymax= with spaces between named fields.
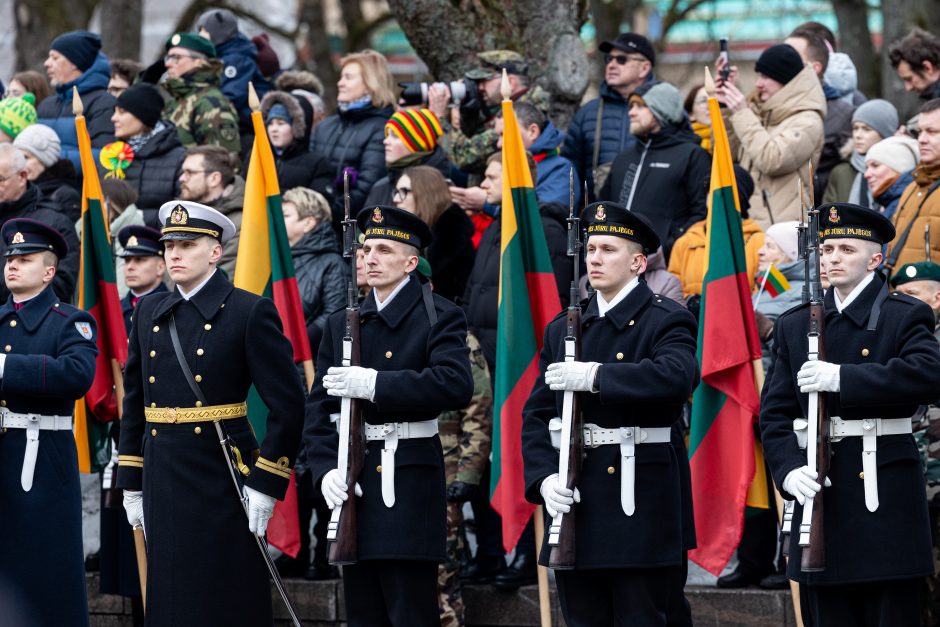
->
xmin=385 ymin=108 xmax=444 ymax=153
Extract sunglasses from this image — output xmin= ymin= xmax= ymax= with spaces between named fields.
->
xmin=605 ymin=53 xmax=647 ymax=66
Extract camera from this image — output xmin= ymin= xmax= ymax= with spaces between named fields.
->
xmin=399 ymin=78 xmax=491 ymax=137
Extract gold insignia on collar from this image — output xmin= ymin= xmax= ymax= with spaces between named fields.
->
xmin=373 ymin=207 xmax=384 ymax=224
xmin=829 ymin=206 xmax=840 ymax=224
xmin=595 ymin=205 xmax=606 ymax=222
xmin=127 ymin=235 xmax=139 ymax=248
xmin=170 ymin=205 xmax=189 ymax=225
xmin=11 ymin=232 xmax=24 ymax=245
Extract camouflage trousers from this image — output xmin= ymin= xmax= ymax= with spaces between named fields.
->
xmin=439 ymin=459 xmax=465 ymax=627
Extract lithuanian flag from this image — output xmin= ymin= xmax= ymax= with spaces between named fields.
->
xmin=688 ymin=70 xmax=764 ymax=575
xmin=759 ymin=264 xmax=791 ymax=298
xmin=490 ymin=78 xmax=562 ymax=551
xmin=234 ymin=84 xmax=312 ymax=557
xmin=73 ymin=87 xmax=128 ymax=473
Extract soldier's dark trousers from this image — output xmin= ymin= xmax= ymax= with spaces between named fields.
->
xmin=555 ymin=565 xmax=691 ymax=626
xmin=799 ymin=578 xmax=923 ymax=627
xmin=343 ymin=559 xmax=440 ymax=627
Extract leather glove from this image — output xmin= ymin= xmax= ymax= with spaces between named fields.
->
xmin=545 ymin=361 xmax=601 ymax=392
xmin=323 ymin=366 xmax=378 ymax=401
xmin=446 ymin=481 xmax=477 ymax=503
xmin=123 ymin=490 xmax=145 ymax=535
xmin=797 ymin=360 xmax=841 ymax=393
xmin=783 ymin=466 xmax=831 ymax=505
xmin=243 ymin=485 xmax=277 ymax=536
xmin=754 ymin=310 xmax=774 ymax=342
xmin=321 ymin=468 xmax=362 ymax=510
xmin=539 ymin=473 xmax=581 ymax=518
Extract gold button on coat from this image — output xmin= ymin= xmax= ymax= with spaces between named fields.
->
xmin=197 ymin=348 xmax=204 ymax=356
xmin=385 ymin=351 xmax=392 ymax=358
xmin=376 ymin=465 xmax=382 ymax=473
xmin=150 ymin=350 xmax=156 ymax=358
xmin=607 ymin=466 xmax=616 ymax=474
xmin=1 ymin=400 xmax=7 ymax=407
xmin=859 ymin=471 xmax=865 ymax=479
xmin=195 ymin=375 xmax=202 ymax=382
xmin=195 ymin=401 xmax=203 ymax=408
xmin=150 ymin=403 xmax=156 ymax=408
xmin=616 ymin=352 xmax=624 ymax=360
xmin=148 ymin=376 xmax=155 ymax=383
xmin=194 ymin=427 xmax=202 ymax=435
xmin=861 ymin=348 xmax=870 ymax=357
xmin=153 ymin=325 xmax=159 ymax=332
xmin=4 ymin=345 xmax=10 ymax=352
xmin=628 ymin=320 xmax=635 ymax=326
xmin=151 ymin=428 xmax=157 ymax=436
xmin=204 ymin=324 xmax=212 ymax=331
xmin=9 ymin=320 xmax=16 ymax=327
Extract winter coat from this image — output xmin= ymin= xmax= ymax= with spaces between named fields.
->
xmin=36 ymin=53 xmax=116 ymax=174
xmin=816 ymin=88 xmax=856 ymax=203
xmin=33 ymin=160 xmax=81 ymax=223
xmin=753 ymin=258 xmax=805 ymax=371
xmin=110 ymin=204 xmax=146 ymax=298
xmin=215 ymin=176 xmax=245 ymax=278
xmin=217 ymin=33 xmax=273 ymax=126
xmin=309 ymin=103 xmax=393 ymax=227
xmin=643 ymin=248 xmax=683 ymax=304
xmin=292 ymin=222 xmax=346 ymax=332
xmin=598 ymin=122 xmax=710 ymax=256
xmin=0 ymin=184 xmax=80 ymax=303
xmin=887 ymin=169 xmax=940 ymax=270
xmin=162 ymin=62 xmax=240 ymax=154
xmin=426 ymin=205 xmax=475 ymax=303
xmin=725 ymin=65 xmax=826 ymax=228
xmin=823 ymin=156 xmax=873 ymax=207
xmin=103 ymin=125 xmax=184 ymax=217
xmin=667 ymin=217 xmax=765 ymax=298
xmin=530 ymin=122 xmax=581 ymax=207
xmin=563 ymin=77 xmax=656 ymax=199
xmin=363 ymin=147 xmax=452 ymax=208
xmin=256 ymin=90 xmax=331 ymax=196
xmin=462 ymin=202 xmax=572 ymax=373
xmin=873 ymin=171 xmax=915 ymax=221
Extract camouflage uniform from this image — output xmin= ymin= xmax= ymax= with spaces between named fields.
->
xmin=162 ymin=61 xmax=241 ymax=155
xmin=441 ymin=50 xmax=552 ymax=175
xmin=438 ymin=333 xmax=493 ymax=627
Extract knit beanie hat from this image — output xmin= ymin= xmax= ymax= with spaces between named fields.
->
xmin=0 ymin=94 xmax=37 ymax=140
xmin=252 ymin=33 xmax=281 ymax=78
xmin=852 ymin=99 xmax=899 ymax=141
xmin=385 ymin=108 xmax=444 ymax=153
xmin=116 ymin=84 xmax=164 ymax=129
xmin=50 ymin=31 xmax=102 ymax=73
xmin=765 ymin=221 xmax=801 ymax=262
xmin=865 ymin=135 xmax=920 ymax=174
xmin=755 ymin=44 xmax=804 ymax=85
xmin=196 ymin=9 xmax=239 ymax=46
xmin=13 ymin=124 xmax=61 ymax=168
xmin=266 ymin=103 xmax=292 ymax=125
xmin=632 ymin=82 xmax=684 ymax=126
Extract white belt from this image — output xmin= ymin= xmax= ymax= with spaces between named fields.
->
xmin=364 ymin=420 xmax=439 ymax=508
xmin=549 ymin=418 xmax=671 ymax=517
xmin=1 ymin=410 xmax=73 ymax=492
xmin=829 ymin=416 xmax=913 ymax=512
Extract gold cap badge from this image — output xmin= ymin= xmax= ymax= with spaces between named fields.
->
xmin=127 ymin=235 xmax=139 ymax=248
xmin=372 ymin=207 xmax=384 ymax=224
xmin=11 ymin=232 xmax=24 ymax=245
xmin=595 ymin=205 xmax=606 ymax=221
xmin=829 ymin=206 xmax=840 ymax=224
xmin=170 ymin=205 xmax=188 ymax=225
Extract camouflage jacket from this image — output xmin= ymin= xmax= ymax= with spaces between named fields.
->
xmin=914 ymin=319 xmax=940 ymax=487
xmin=442 ymin=84 xmax=551 ymax=175
xmin=162 ymin=61 xmax=241 ymax=155
xmin=439 ymin=333 xmax=493 ymax=485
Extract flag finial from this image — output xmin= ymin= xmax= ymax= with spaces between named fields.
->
xmin=72 ymin=87 xmax=83 ymax=116
xmin=500 ymin=68 xmax=511 ymax=101
xmin=248 ymin=82 xmax=260 ymax=112
xmin=704 ymin=67 xmax=716 ymax=99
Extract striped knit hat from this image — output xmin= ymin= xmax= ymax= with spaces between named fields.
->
xmin=0 ymin=94 xmax=37 ymax=140
xmin=385 ymin=108 xmax=443 ymax=153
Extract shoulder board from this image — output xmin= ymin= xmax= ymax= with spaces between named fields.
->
xmin=50 ymin=302 xmax=71 ymax=317
xmin=888 ymin=291 xmax=923 ymax=307
xmin=650 ymin=294 xmax=682 ymax=311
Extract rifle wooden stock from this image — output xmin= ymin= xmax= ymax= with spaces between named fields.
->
xmin=548 ymin=307 xmax=583 ymax=570
xmin=800 ymin=304 xmax=829 ymax=572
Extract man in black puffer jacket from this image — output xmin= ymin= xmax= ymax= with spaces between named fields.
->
xmin=598 ymin=82 xmax=709 ymax=260
xmin=0 ymin=145 xmax=80 ymax=302
xmin=260 ymin=90 xmax=332 ymax=196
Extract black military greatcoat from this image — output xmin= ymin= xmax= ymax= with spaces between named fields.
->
xmin=0 ymin=286 xmax=97 ymax=626
xmin=760 ymin=273 xmax=940 ymax=585
xmin=522 ymin=281 xmax=700 ymax=568
xmin=305 ymin=275 xmax=474 ymax=561
xmin=121 ymin=283 xmax=168 ymax=333
xmin=116 ymin=270 xmax=305 ymax=625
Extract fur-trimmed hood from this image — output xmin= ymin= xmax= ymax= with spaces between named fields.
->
xmin=260 ymin=90 xmax=310 ymax=142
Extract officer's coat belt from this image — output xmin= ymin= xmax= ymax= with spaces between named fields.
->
xmin=549 ymin=418 xmax=671 ymax=516
xmin=0 ymin=409 xmax=73 ymax=491
xmin=364 ymin=419 xmax=439 ymax=507
xmin=793 ymin=416 xmax=913 ymax=512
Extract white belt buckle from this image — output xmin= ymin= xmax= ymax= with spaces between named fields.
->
xmin=620 ymin=427 xmax=636 ymax=517
xmin=381 ymin=423 xmax=398 ymax=508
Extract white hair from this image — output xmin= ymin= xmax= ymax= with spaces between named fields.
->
xmin=0 ymin=143 xmax=27 ymax=173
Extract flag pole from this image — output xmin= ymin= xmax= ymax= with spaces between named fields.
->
xmin=753 ymin=266 xmax=771 ymax=310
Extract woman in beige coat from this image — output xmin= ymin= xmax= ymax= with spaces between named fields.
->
xmin=717 ymin=43 xmax=826 ymax=228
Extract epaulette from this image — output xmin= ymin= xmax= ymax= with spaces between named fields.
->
xmin=888 ymin=290 xmax=924 ymax=307
xmin=50 ymin=302 xmax=72 ymax=317
xmin=650 ymin=294 xmax=682 ymax=311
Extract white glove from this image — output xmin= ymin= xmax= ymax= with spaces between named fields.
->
xmin=123 ymin=490 xmax=145 ymax=535
xmin=539 ymin=473 xmax=581 ymax=518
xmin=545 ymin=361 xmax=601 ymax=392
xmin=797 ymin=360 xmax=841 ymax=393
xmin=783 ymin=466 xmax=831 ymax=505
xmin=243 ymin=485 xmax=277 ymax=536
xmin=321 ymin=468 xmax=363 ymax=510
xmin=323 ymin=366 xmax=378 ymax=400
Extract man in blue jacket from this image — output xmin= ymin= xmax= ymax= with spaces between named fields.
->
xmin=562 ymin=32 xmax=655 ymax=201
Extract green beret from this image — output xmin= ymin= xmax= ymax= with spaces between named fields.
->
xmin=416 ymin=256 xmax=432 ymax=280
xmin=891 ymin=261 xmax=940 ymax=287
xmin=165 ymin=32 xmax=217 ymax=59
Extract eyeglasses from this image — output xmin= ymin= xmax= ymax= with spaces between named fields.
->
xmin=392 ymin=187 xmax=412 ymax=201
xmin=180 ymin=169 xmax=208 ymax=178
xmin=604 ymin=53 xmax=647 ymax=66
xmin=164 ymin=53 xmax=201 ymax=65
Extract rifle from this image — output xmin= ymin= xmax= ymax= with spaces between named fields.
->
xmin=327 ymin=171 xmax=366 ymax=565
xmin=798 ymin=162 xmax=830 ymax=572
xmin=547 ymin=171 xmax=584 ymax=570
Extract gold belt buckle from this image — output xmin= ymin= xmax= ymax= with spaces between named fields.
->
xmin=169 ymin=407 xmax=179 ymax=424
